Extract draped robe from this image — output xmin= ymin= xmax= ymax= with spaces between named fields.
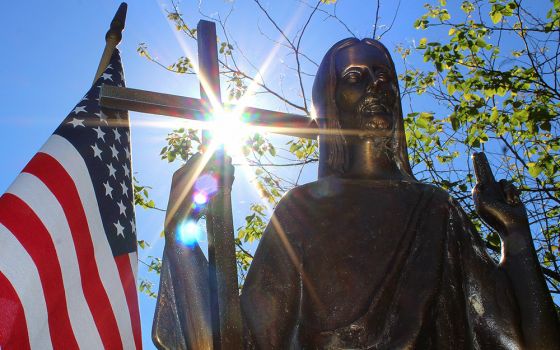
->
xmin=241 ymin=177 xmax=524 ymax=349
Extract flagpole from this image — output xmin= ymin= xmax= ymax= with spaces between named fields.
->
xmin=93 ymin=3 xmax=128 ymax=84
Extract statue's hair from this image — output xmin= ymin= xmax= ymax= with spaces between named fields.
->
xmin=312 ymin=38 xmax=415 ymax=180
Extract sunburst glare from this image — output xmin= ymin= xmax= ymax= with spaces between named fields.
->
xmin=207 ymin=108 xmax=252 ymax=157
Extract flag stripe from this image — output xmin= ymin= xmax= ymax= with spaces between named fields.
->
xmin=39 ymin=136 xmax=136 ymax=349
xmin=0 ymin=50 xmax=140 ymax=349
xmin=6 ymin=173 xmax=104 ymax=349
xmin=115 ymin=254 xmax=142 ymax=350
xmin=129 ymin=252 xmax=138 ymax=283
xmin=0 ymin=194 xmax=79 ymax=349
xmin=22 ymin=151 xmax=124 ymax=350
xmin=0 ymin=223 xmax=52 ymax=350
xmin=0 ymin=272 xmax=31 ymax=350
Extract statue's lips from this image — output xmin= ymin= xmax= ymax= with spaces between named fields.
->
xmin=360 ymin=105 xmax=392 ymax=130
xmin=361 ymin=104 xmax=388 ymax=114
xmin=363 ymin=116 xmax=390 ymax=130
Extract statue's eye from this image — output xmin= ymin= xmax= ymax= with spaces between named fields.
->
xmin=344 ymin=71 xmax=362 ymax=83
xmin=376 ymin=71 xmax=388 ymax=82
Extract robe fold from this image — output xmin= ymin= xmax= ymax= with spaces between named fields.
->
xmin=241 ymin=178 xmax=524 ymax=349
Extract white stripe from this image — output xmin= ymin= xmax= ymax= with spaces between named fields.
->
xmin=40 ymin=135 xmax=136 ymax=350
xmin=0 ymin=223 xmax=53 ymax=350
xmin=6 ymin=173 xmax=104 ymax=350
xmin=129 ymin=252 xmax=138 ymax=283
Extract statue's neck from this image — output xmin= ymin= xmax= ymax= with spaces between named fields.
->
xmin=343 ymin=137 xmax=404 ymax=181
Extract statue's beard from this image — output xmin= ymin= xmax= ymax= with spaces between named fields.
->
xmin=357 ymin=94 xmax=391 ymax=118
xmin=356 ymin=93 xmax=395 ymax=134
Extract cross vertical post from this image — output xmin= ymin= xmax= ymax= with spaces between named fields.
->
xmin=196 ymin=20 xmax=244 ymax=350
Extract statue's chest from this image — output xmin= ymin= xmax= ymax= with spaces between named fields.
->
xmin=296 ymin=186 xmax=424 ymax=328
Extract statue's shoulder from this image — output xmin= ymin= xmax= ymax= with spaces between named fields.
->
xmin=273 ymin=180 xmax=324 ymax=210
xmin=410 ymin=181 xmax=459 ymax=212
xmin=270 ymin=179 xmax=339 ymax=220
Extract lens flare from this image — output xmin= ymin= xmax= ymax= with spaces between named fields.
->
xmin=178 ymin=220 xmax=202 ymax=247
xmin=194 ymin=174 xmax=218 ymax=196
xmin=193 ymin=192 xmax=208 ymax=205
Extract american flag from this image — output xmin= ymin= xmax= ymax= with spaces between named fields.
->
xmin=0 ymin=50 xmax=141 ymax=349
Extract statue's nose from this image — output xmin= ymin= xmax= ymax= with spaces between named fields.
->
xmin=366 ymin=70 xmax=387 ymax=94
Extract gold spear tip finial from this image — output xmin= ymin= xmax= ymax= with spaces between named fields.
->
xmin=106 ymin=2 xmax=128 ymax=44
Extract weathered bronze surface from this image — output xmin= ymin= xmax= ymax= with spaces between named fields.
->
xmin=157 ymin=38 xmax=560 ymax=349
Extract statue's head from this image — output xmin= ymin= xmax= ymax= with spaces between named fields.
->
xmin=312 ymin=38 xmax=414 ymax=179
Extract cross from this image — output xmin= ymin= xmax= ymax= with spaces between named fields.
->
xmin=99 ymin=19 xmax=317 ymax=349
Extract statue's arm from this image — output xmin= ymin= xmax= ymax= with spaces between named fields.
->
xmin=153 ymin=153 xmax=217 ymax=349
xmin=472 ymin=152 xmax=560 ymax=348
xmin=240 ymin=202 xmax=302 ymax=349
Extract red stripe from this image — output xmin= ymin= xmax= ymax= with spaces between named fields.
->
xmin=0 ymin=271 xmax=31 ymax=350
xmin=0 ymin=194 xmax=79 ymax=349
xmin=23 ymin=153 xmax=124 ymax=350
xmin=115 ymin=255 xmax=142 ymax=350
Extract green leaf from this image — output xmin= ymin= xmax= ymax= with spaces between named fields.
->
xmin=528 ymin=162 xmax=543 ymax=178
xmin=490 ymin=7 xmax=503 ymax=23
xmin=447 ymin=83 xmax=456 ymax=95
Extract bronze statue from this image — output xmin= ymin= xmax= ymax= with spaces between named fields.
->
xmin=154 ymin=38 xmax=560 ymax=349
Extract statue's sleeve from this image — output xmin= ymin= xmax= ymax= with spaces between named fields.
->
xmin=240 ymin=195 xmax=303 ymax=349
xmin=152 ymin=242 xmax=213 ymax=350
xmin=447 ymin=200 xmax=524 ymax=348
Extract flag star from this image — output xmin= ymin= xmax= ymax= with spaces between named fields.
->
xmin=131 ymin=220 xmax=136 ymax=234
xmin=72 ymin=105 xmax=87 ymax=114
xmin=80 ymin=95 xmax=88 ymax=102
xmin=113 ymin=128 xmax=121 ymax=142
xmin=124 ymin=147 xmax=131 ymax=160
xmin=107 ymin=162 xmax=117 ymax=178
xmin=93 ymin=126 xmax=105 ymax=141
xmin=68 ymin=118 xmax=84 ymax=128
xmin=106 ymin=64 xmax=113 ymax=70
xmin=110 ymin=144 xmax=119 ymax=159
xmin=117 ymin=200 xmax=127 ymax=216
xmin=123 ymin=163 xmax=130 ymax=178
xmin=114 ymin=220 xmax=125 ymax=237
xmin=91 ymin=143 xmax=103 ymax=159
xmin=101 ymin=73 xmax=113 ymax=81
xmin=121 ymin=181 xmax=129 ymax=197
xmin=103 ymin=181 xmax=113 ymax=198
xmin=98 ymin=111 xmax=108 ymax=125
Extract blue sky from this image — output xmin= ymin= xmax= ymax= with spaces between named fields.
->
xmin=0 ymin=0 xmax=504 ymax=348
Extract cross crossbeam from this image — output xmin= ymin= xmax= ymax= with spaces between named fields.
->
xmin=99 ymin=85 xmax=318 ymax=139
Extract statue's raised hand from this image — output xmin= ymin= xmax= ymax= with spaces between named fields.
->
xmin=165 ymin=151 xmax=234 ymax=231
xmin=472 ymin=152 xmax=529 ymax=236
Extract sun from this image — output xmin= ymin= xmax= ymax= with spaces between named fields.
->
xmin=207 ymin=108 xmax=252 ymax=158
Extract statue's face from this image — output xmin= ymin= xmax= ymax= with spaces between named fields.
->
xmin=334 ymin=43 xmax=397 ymax=137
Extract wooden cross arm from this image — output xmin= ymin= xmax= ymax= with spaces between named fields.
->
xmin=99 ymin=85 xmax=319 ymax=139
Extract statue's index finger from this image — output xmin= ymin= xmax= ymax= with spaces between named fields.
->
xmin=472 ymin=152 xmax=496 ymax=185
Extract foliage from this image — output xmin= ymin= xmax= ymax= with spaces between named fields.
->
xmin=401 ymin=0 xmax=560 ymax=294
xmin=135 ymin=0 xmax=560 ymax=304
xmin=160 ymin=128 xmax=201 ymax=162
xmin=133 ymin=176 xmax=158 ymax=210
